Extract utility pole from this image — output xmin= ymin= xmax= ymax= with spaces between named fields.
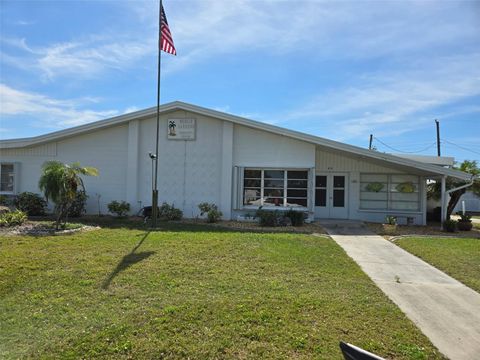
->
xmin=435 ymin=119 xmax=441 ymax=157
xmin=369 ymin=134 xmax=373 ymax=150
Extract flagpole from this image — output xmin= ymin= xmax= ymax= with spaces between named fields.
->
xmin=152 ymin=0 xmax=163 ymax=227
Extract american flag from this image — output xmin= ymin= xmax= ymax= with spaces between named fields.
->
xmin=160 ymin=5 xmax=176 ymax=55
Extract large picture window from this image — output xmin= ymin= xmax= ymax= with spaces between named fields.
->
xmin=360 ymin=173 xmax=420 ymax=211
xmin=243 ymin=169 xmax=308 ymax=208
xmin=0 ymin=163 xmax=15 ymax=194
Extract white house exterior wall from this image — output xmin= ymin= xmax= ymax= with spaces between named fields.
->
xmin=1 ymin=105 xmax=444 ymax=225
xmin=0 ymin=125 xmax=129 ymax=214
xmin=315 ymin=148 xmax=426 ymax=225
xmin=136 ymin=111 xmax=225 ymax=218
xmin=233 ymin=125 xmax=316 ymax=167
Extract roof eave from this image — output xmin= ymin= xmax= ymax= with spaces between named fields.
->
xmin=0 ymin=101 xmax=473 ymax=181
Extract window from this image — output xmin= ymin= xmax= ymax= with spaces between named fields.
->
xmin=360 ymin=174 xmax=420 ymax=211
xmin=0 ymin=164 xmax=15 ymax=194
xmin=243 ymin=169 xmax=308 ymax=208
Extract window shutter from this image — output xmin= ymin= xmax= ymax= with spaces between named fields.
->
xmin=13 ymin=162 xmax=21 ymax=194
xmin=308 ymin=167 xmax=315 ymax=211
xmin=233 ymin=166 xmax=244 ymax=210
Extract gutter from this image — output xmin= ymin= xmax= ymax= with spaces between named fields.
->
xmin=446 ymin=176 xmax=476 ymax=196
xmin=442 ymin=175 xmax=477 ymax=224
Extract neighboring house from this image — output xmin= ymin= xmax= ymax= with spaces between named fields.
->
xmin=0 ymin=101 xmax=472 ymax=224
xmin=453 ymin=191 xmax=480 ymax=213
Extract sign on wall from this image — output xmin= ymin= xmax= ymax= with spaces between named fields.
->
xmin=167 ymin=118 xmax=196 ymax=140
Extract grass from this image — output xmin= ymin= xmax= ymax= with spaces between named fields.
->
xmin=396 ymin=236 xmax=480 ymax=292
xmin=0 ymin=220 xmax=444 ymax=359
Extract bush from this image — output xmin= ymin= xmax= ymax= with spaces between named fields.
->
xmin=385 ymin=215 xmax=397 ymax=225
xmin=0 ymin=195 xmax=13 ymax=207
xmin=207 ymin=209 xmax=223 ymax=223
xmin=256 ymin=209 xmax=280 ymax=227
xmin=456 ymin=212 xmax=472 ymax=222
xmin=13 ymin=192 xmax=46 ymax=216
xmin=68 ymin=191 xmax=88 ymax=217
xmin=455 ymin=212 xmax=472 ymax=231
xmin=0 ymin=210 xmax=28 ymax=227
xmin=159 ymin=202 xmax=183 ymax=221
xmin=198 ymin=202 xmax=222 ymax=223
xmin=442 ymin=219 xmax=457 ymax=232
xmin=107 ymin=200 xmax=131 ymax=217
xmin=285 ymin=209 xmax=305 ymax=227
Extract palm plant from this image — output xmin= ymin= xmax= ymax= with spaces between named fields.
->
xmin=38 ymin=161 xmax=98 ymax=229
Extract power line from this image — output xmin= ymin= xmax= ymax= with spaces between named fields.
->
xmin=373 ymin=137 xmax=437 ymax=154
xmin=442 ymin=139 xmax=480 ymax=156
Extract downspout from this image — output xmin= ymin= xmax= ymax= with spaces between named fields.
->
xmin=442 ymin=175 xmax=476 ymax=226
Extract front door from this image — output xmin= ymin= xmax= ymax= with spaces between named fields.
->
xmin=314 ymin=173 xmax=348 ymax=219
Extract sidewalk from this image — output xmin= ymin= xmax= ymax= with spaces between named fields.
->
xmin=319 ymin=220 xmax=480 ymax=360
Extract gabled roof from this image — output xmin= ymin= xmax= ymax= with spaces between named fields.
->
xmin=1 ymin=101 xmax=474 ymax=181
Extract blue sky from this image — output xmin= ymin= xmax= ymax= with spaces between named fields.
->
xmin=1 ymin=0 xmax=479 ymax=163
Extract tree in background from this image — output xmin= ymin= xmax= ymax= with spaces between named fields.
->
xmin=38 ymin=161 xmax=98 ymax=229
xmin=427 ymin=160 xmax=480 ymax=219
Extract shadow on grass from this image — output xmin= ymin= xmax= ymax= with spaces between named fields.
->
xmin=102 ymin=231 xmax=155 ymax=289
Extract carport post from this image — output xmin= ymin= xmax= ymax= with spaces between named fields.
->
xmin=440 ymin=175 xmax=446 ymax=230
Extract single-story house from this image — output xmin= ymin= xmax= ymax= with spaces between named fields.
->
xmin=0 ymin=101 xmax=473 ymax=224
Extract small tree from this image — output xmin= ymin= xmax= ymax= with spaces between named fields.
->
xmin=38 ymin=161 xmax=98 ymax=229
xmin=427 ymin=160 xmax=480 ymax=220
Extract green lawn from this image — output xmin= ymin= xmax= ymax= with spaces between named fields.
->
xmin=396 ymin=236 xmax=480 ymax=292
xmin=1 ymin=221 xmax=444 ymax=359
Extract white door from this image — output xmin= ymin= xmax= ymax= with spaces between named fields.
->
xmin=314 ymin=173 xmax=348 ymax=219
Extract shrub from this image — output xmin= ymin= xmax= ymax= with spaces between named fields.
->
xmin=0 ymin=210 xmax=27 ymax=227
xmin=456 ymin=213 xmax=473 ymax=231
xmin=385 ymin=215 xmax=397 ymax=225
xmin=198 ymin=202 xmax=222 ymax=223
xmin=456 ymin=212 xmax=472 ymax=222
xmin=256 ymin=209 xmax=280 ymax=227
xmin=107 ymin=200 xmax=131 ymax=217
xmin=13 ymin=192 xmax=47 ymax=216
xmin=207 ymin=209 xmax=223 ymax=223
xmin=159 ymin=202 xmax=183 ymax=221
xmin=0 ymin=195 xmax=13 ymax=206
xmin=68 ymin=191 xmax=88 ymax=217
xmin=442 ymin=219 xmax=457 ymax=232
xmin=285 ymin=209 xmax=305 ymax=227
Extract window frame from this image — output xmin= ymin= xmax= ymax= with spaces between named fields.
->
xmin=242 ymin=168 xmax=310 ymax=209
xmin=359 ymin=173 xmax=420 ymax=212
xmin=0 ymin=163 xmax=16 ymax=195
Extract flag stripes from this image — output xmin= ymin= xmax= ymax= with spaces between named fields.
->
xmin=160 ymin=5 xmax=176 ymax=55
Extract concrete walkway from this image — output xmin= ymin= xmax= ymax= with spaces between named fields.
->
xmin=319 ymin=220 xmax=480 ymax=360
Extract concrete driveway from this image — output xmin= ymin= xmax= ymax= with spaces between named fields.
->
xmin=320 ymin=220 xmax=480 ymax=360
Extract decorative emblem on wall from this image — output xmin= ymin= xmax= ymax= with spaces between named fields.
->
xmin=168 ymin=120 xmax=177 ymax=136
xmin=396 ymin=182 xmax=416 ymax=193
xmin=167 ymin=118 xmax=196 ymax=140
xmin=365 ymin=182 xmax=384 ymax=192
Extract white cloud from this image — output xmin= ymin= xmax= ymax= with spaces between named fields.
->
xmin=0 ymin=84 xmax=119 ymax=130
xmin=277 ymin=53 xmax=480 ymax=141
xmin=1 ymin=34 xmax=156 ymax=80
xmin=123 ymin=106 xmax=140 ymax=114
xmin=2 ymin=1 xmax=478 ymax=79
xmin=159 ymin=0 xmax=479 ymax=73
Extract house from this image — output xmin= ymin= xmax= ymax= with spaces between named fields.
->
xmin=0 ymin=101 xmax=473 ymax=224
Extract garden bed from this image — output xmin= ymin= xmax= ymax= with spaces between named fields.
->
xmin=366 ymin=222 xmax=480 ymax=240
xmin=0 ymin=221 xmax=99 ymax=236
xmin=180 ymin=219 xmax=329 ymax=235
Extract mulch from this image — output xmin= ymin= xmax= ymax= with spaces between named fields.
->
xmin=0 ymin=222 xmax=99 ymax=237
xmin=366 ymin=222 xmax=480 ymax=240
